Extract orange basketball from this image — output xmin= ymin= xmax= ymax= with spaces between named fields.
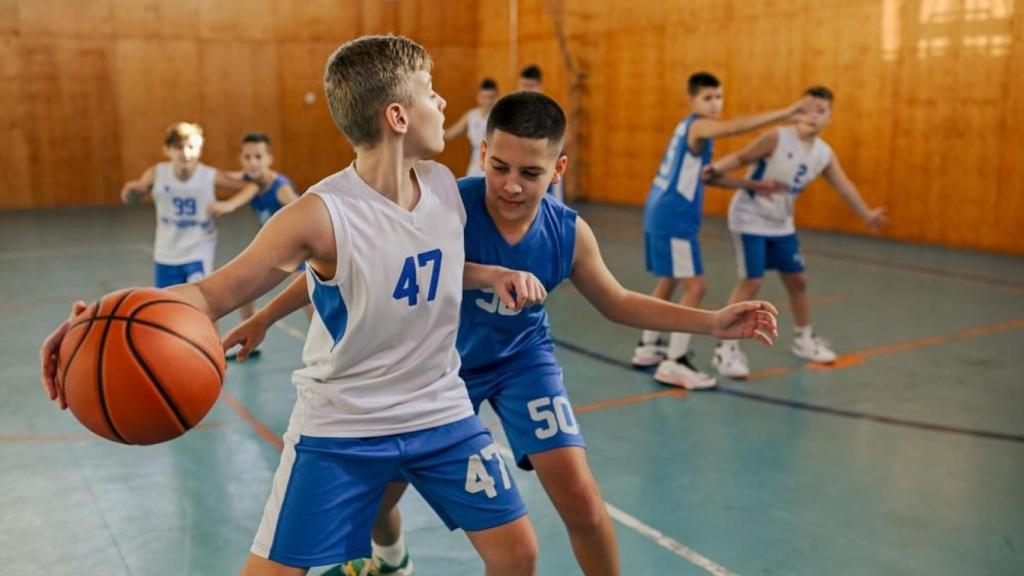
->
xmin=57 ymin=287 xmax=226 ymax=445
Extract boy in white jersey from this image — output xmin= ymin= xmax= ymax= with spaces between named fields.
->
xmin=635 ymin=72 xmax=811 ymax=390
xmin=703 ymin=86 xmax=887 ymax=378
xmin=444 ymin=78 xmax=498 ymax=177
xmin=40 ymin=35 xmax=546 ymax=576
xmin=225 ymin=92 xmax=781 ymax=576
xmin=121 ymin=122 xmax=259 ymax=288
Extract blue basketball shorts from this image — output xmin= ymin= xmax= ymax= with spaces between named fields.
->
xmin=250 ymin=416 xmax=527 ymax=568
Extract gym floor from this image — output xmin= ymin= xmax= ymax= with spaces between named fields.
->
xmin=2 ymin=203 xmax=1022 ymax=575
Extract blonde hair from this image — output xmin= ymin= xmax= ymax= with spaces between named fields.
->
xmin=324 ymin=35 xmax=432 ymax=147
xmin=164 ymin=122 xmax=204 ymax=148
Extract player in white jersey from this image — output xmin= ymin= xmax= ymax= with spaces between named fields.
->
xmin=703 ymin=86 xmax=887 ymax=378
xmin=445 ymin=78 xmax=498 ymax=177
xmin=120 ymin=122 xmax=259 ymax=288
xmin=40 ymin=36 xmax=544 ymax=575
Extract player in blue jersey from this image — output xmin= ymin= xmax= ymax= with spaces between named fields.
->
xmin=702 ymin=86 xmax=887 ymax=379
xmin=225 ymin=92 xmax=780 ymax=576
xmin=226 ymin=132 xmax=311 ymax=358
xmin=634 ymin=72 xmax=813 ymax=390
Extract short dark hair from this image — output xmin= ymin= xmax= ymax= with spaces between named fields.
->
xmin=479 ymin=77 xmax=498 ymax=91
xmin=486 ymin=92 xmax=565 ymax=146
xmin=519 ymin=64 xmax=542 ymax=82
xmin=687 ymin=72 xmax=720 ymax=96
xmin=241 ymin=132 xmax=272 ymax=147
xmin=804 ymin=85 xmax=834 ymax=103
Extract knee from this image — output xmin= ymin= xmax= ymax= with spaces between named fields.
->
xmin=485 ymin=537 xmax=538 ymax=575
xmin=739 ymin=278 xmax=763 ymax=295
xmin=556 ymin=482 xmax=608 ymax=533
xmin=784 ymin=273 xmax=808 ymax=293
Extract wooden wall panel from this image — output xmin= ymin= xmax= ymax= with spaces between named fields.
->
xmin=0 ymin=0 xmax=18 ymax=36
xmin=114 ymin=39 xmax=201 ymax=183
xmin=491 ymin=0 xmax=1024 ymax=254
xmin=111 ymin=0 xmax=199 ymax=38
xmin=198 ymin=42 xmax=281 ymax=173
xmin=0 ymin=37 xmax=31 ymax=208
xmin=18 ymin=39 xmax=120 ymax=206
xmin=17 ymin=0 xmax=113 ymax=37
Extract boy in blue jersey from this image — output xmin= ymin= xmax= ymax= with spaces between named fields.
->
xmin=42 ymin=35 xmax=546 ymax=576
xmin=702 ymin=86 xmax=886 ymax=378
xmin=225 ymin=92 xmax=780 ymax=576
xmin=635 ymin=72 xmax=813 ymax=390
xmin=227 ymin=132 xmax=311 ymax=358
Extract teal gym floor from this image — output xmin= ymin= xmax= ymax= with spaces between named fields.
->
xmin=2 ymin=203 xmax=1022 ymax=575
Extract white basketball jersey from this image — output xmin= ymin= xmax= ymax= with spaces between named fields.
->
xmin=291 ymin=161 xmax=473 ymax=438
xmin=151 ymin=162 xmax=218 ymax=264
xmin=465 ymin=108 xmax=488 ymax=177
xmin=728 ymin=127 xmax=833 ymax=236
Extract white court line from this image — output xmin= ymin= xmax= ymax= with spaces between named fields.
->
xmin=272 ymin=320 xmax=738 ymax=576
xmin=0 ymin=243 xmax=152 ymax=261
xmin=492 ymin=444 xmax=738 ymax=576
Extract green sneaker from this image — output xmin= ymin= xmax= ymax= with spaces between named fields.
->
xmin=323 ymin=552 xmax=413 ymax=576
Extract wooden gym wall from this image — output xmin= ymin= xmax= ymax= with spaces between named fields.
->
xmin=476 ymin=0 xmax=1024 ymax=255
xmin=0 ymin=0 xmax=478 ymax=209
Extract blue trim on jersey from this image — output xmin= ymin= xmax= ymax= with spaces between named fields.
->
xmin=745 ymin=158 xmax=768 ymax=198
xmin=311 ymin=276 xmax=348 ymax=346
xmin=456 ymin=177 xmax=578 ymax=372
xmin=643 ymin=114 xmax=714 ymax=237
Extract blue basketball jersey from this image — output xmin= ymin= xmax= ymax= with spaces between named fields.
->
xmin=643 ymin=114 xmax=713 ymax=237
xmin=457 ymin=177 xmax=577 ymax=372
xmin=247 ymin=173 xmax=294 ymax=225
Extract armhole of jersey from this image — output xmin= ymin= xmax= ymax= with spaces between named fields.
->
xmin=428 ymin=161 xmax=467 ymax=227
xmin=308 ymin=191 xmax=351 ymax=288
xmin=560 ymin=208 xmax=579 ymax=280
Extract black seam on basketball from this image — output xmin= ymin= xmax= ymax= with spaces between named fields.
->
xmin=118 ymin=317 xmax=225 ymax=383
xmin=123 ymin=320 xmax=190 ymax=434
xmin=127 ymin=301 xmax=225 ymax=379
xmin=61 ymin=296 xmax=103 ymax=390
xmin=96 ymin=289 xmax=135 ymax=444
xmin=128 ymin=298 xmax=207 ymax=318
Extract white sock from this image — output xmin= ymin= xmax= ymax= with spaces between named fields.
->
xmin=667 ymin=332 xmax=691 ymax=360
xmin=641 ymin=330 xmax=663 ymax=345
xmin=372 ymin=533 xmax=406 ymax=566
xmin=795 ymin=325 xmax=813 ymax=340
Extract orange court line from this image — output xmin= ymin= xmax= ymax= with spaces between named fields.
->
xmin=220 ymin=390 xmax=284 ymax=452
xmin=572 ymin=316 xmax=1024 ymax=413
xmin=575 ymin=389 xmax=685 ymax=415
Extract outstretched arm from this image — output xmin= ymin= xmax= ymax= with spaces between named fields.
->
xmin=222 ymin=273 xmax=311 ymax=362
xmin=822 ymin=156 xmax=887 ymax=231
xmin=569 ymin=218 xmax=778 ymax=343
xmin=209 ymin=170 xmax=260 ymax=217
xmin=689 ymin=97 xmax=810 ymax=145
xmin=444 ymin=110 xmax=471 ymax=141
xmin=121 ymin=166 xmax=156 ymax=205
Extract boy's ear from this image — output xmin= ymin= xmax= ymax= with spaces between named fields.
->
xmin=550 ymin=153 xmax=569 ymax=184
xmin=478 ymin=139 xmax=489 ymax=172
xmin=385 ymin=102 xmax=409 ymax=135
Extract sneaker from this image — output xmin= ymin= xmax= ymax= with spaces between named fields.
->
xmin=791 ymin=334 xmax=837 ymax=363
xmin=327 ymin=552 xmax=414 ymax=576
xmin=225 ymin=343 xmax=262 ymax=361
xmin=654 ymin=354 xmax=717 ymax=390
xmin=712 ymin=342 xmax=749 ymax=379
xmin=632 ymin=340 xmax=668 ymax=368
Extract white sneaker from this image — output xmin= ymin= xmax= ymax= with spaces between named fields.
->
xmin=654 ymin=355 xmax=717 ymax=390
xmin=791 ymin=334 xmax=837 ymax=363
xmin=712 ymin=342 xmax=750 ymax=379
xmin=632 ymin=341 xmax=668 ymax=368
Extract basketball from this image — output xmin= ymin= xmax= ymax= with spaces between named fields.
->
xmin=57 ymin=287 xmax=226 ymax=445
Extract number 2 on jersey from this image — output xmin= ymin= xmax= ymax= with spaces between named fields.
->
xmin=393 ymin=249 xmax=443 ymax=306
